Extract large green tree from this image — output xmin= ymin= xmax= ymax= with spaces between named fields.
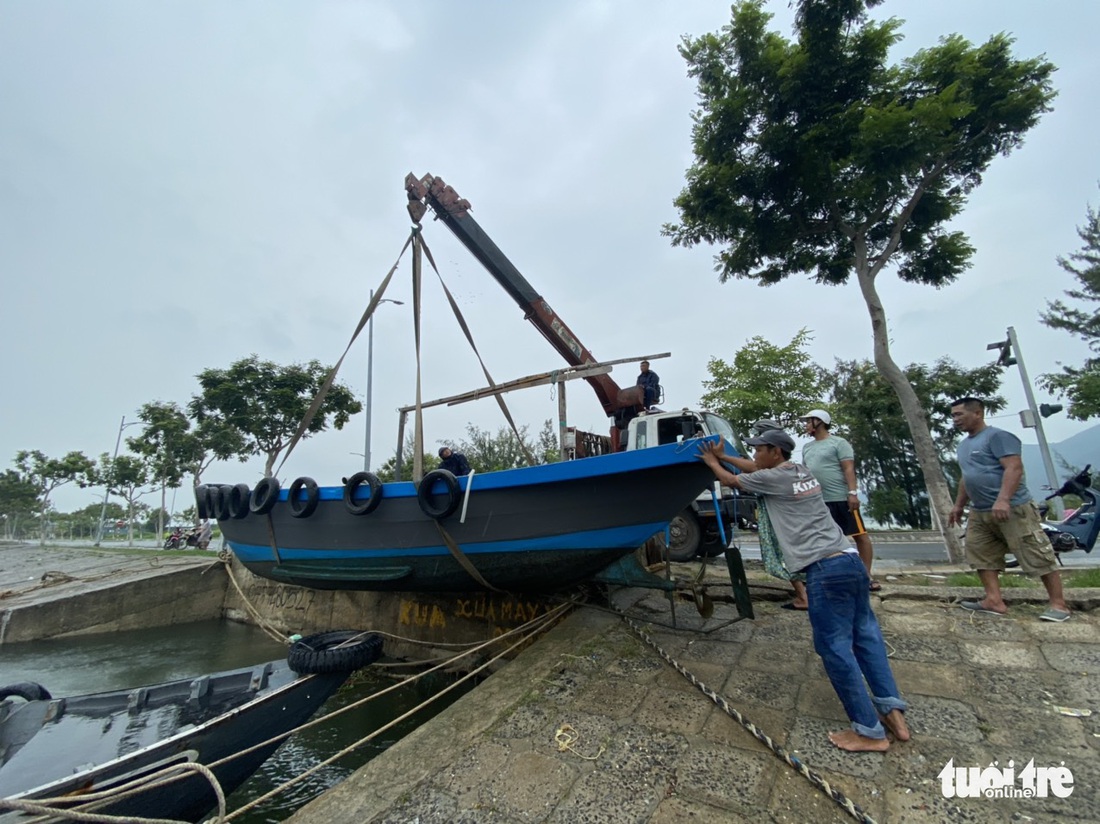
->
xmin=664 ymin=0 xmax=1055 ymax=560
xmin=828 ymin=357 xmax=1004 ymax=528
xmin=14 ymin=450 xmax=97 ymax=545
xmin=0 ymin=469 xmax=39 ymax=539
xmin=698 ymin=329 xmax=829 ymax=450
xmin=189 ymin=355 xmax=362 ymax=478
xmin=1039 ymin=192 xmax=1100 ymax=419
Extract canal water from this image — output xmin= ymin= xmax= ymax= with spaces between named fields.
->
xmin=0 ymin=618 xmax=477 ymax=822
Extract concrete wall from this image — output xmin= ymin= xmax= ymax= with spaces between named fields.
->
xmin=220 ymin=555 xmax=565 ymax=660
xmin=0 ymin=565 xmax=229 ymax=644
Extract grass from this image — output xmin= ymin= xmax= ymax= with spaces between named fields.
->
xmin=945 ymin=568 xmax=1100 ymax=589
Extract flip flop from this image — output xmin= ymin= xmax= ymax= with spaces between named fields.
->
xmin=1039 ymin=608 xmax=1071 ymax=623
xmin=959 ymin=600 xmax=1004 ymax=616
xmin=781 ymin=603 xmax=808 ymax=611
xmin=869 ymin=581 xmax=882 ymax=592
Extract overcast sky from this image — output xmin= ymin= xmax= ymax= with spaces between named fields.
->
xmin=2 ymin=1 xmax=1097 ymax=514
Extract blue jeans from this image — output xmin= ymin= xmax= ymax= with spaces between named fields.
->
xmin=805 ymin=553 xmax=906 ymax=738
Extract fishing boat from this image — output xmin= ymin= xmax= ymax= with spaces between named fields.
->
xmin=0 ymin=634 xmax=381 ymax=822
xmin=200 ymin=436 xmax=718 ymax=593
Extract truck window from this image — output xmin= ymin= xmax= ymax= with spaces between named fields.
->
xmin=702 ymin=412 xmax=737 ymax=444
xmin=657 ymin=416 xmax=698 ymax=445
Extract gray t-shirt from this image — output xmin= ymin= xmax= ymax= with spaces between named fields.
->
xmin=737 ymin=462 xmax=849 ymax=572
xmin=802 ymin=435 xmax=855 ymax=502
xmin=957 ymin=426 xmax=1031 ymax=510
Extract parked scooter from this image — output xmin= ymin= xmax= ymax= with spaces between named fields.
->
xmin=163 ymin=527 xmax=200 ymax=550
xmin=1006 ymin=465 xmax=1098 ymax=568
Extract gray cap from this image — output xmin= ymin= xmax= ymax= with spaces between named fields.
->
xmin=744 ymin=429 xmax=796 ymax=452
xmin=750 ymin=418 xmax=783 ymax=435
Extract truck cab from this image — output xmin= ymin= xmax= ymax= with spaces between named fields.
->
xmin=621 ymin=409 xmax=753 ymax=560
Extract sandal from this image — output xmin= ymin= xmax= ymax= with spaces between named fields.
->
xmin=869 ymin=581 xmax=882 ymax=592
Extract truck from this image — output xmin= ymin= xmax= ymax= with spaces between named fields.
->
xmin=405 ymin=173 xmax=753 ymax=561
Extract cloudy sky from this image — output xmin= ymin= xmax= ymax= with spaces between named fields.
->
xmin=2 ymin=0 xmax=1097 ymax=514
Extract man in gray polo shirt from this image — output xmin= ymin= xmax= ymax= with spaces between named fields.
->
xmin=697 ymin=430 xmax=909 ymax=752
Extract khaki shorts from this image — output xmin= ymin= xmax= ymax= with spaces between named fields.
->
xmin=965 ymin=502 xmax=1057 ymax=576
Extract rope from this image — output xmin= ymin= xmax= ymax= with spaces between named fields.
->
xmin=216 ymin=555 xmax=291 ymax=645
xmin=222 ymin=599 xmax=577 ymax=820
xmin=553 ymin=723 xmax=605 ymax=761
xmin=620 ymin=615 xmax=878 ymax=824
xmin=1 ymin=762 xmax=226 ymax=824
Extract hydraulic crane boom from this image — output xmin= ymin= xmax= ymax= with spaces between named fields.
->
xmin=405 ymin=172 xmax=643 ymax=421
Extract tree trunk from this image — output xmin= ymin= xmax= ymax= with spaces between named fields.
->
xmin=854 ymin=267 xmax=965 ymax=563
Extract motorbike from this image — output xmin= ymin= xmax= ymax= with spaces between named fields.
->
xmin=163 ymin=527 xmax=200 ymax=550
xmin=1006 ymin=464 xmax=1098 ymax=568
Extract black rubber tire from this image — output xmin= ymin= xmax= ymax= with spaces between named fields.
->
xmin=0 ymin=682 xmax=52 ymax=702
xmin=665 ymin=510 xmax=702 ymax=562
xmin=214 ymin=485 xmax=234 ymax=521
xmin=417 ymin=469 xmax=461 ymax=520
xmin=250 ymin=477 xmax=281 ymax=515
xmin=194 ymin=485 xmax=211 ymax=519
xmin=226 ymin=483 xmax=251 ymax=519
xmin=287 ymin=631 xmax=384 ymax=675
xmin=343 ymin=471 xmax=383 ymax=515
xmin=697 ymin=533 xmax=727 ymax=558
xmin=288 ymin=477 xmax=320 ymax=519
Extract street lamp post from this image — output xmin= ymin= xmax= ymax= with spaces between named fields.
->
xmin=364 ymin=290 xmax=403 ymax=472
xmin=93 ymin=415 xmax=139 ymax=546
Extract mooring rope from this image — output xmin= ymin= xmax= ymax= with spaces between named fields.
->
xmin=221 ymin=599 xmax=576 ymax=820
xmin=0 ymin=761 xmax=226 ymax=824
xmin=620 ymin=615 xmax=878 ymax=824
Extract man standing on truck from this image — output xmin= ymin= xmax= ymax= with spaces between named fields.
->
xmin=636 ymin=360 xmax=660 ymax=408
xmin=800 ymin=409 xmax=878 ymax=591
xmin=697 ymin=430 xmax=909 ymax=752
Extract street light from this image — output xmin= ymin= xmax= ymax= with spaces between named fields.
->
xmin=93 ymin=415 xmax=141 ymax=546
xmin=365 ymin=290 xmax=403 ymax=472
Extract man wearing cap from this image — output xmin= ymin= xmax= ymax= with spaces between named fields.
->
xmin=437 ymin=446 xmax=471 ymax=476
xmin=800 ymin=409 xmax=878 ymax=590
xmin=749 ymin=419 xmax=808 ymax=610
xmin=698 ymin=431 xmax=909 ymax=752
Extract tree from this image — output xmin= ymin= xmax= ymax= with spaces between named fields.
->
xmin=98 ymin=452 xmax=155 ymax=546
xmin=0 ymin=469 xmax=39 ymax=539
xmin=128 ymin=402 xmax=199 ymax=542
xmin=536 ymin=419 xmax=563 ymax=465
xmin=1039 ymin=192 xmax=1100 ymax=419
xmin=14 ymin=450 xmax=97 ymax=545
xmin=189 ymin=355 xmax=363 ymax=478
xmin=453 ymin=423 xmax=539 ymax=473
xmin=663 ymin=0 xmax=1055 ymax=561
xmin=828 ymin=357 xmax=1004 ymax=527
xmin=698 ymin=329 xmax=830 ymax=449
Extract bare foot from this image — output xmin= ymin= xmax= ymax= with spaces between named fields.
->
xmin=881 ymin=709 xmax=910 ymax=742
xmin=828 ymin=730 xmax=890 ymax=752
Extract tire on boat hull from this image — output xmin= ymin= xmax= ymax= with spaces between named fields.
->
xmin=249 ymin=477 xmax=281 ymax=515
xmin=287 ymin=630 xmax=384 ymax=674
xmin=0 ymin=682 xmax=52 ymax=702
xmin=417 ymin=469 xmax=460 ymax=520
xmin=343 ymin=471 xmax=383 ymax=516
xmin=288 ymin=477 xmax=320 ymax=519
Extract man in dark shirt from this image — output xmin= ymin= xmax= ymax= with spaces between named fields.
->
xmin=438 ymin=446 xmax=471 ymax=476
xmin=636 ymin=360 xmax=660 ymax=408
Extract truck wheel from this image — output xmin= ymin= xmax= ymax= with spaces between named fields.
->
xmin=697 ymin=533 xmax=727 ymax=558
xmin=665 ymin=510 xmax=701 ymax=562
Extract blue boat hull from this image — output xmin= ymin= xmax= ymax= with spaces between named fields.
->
xmin=214 ymin=439 xmax=715 ymax=592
